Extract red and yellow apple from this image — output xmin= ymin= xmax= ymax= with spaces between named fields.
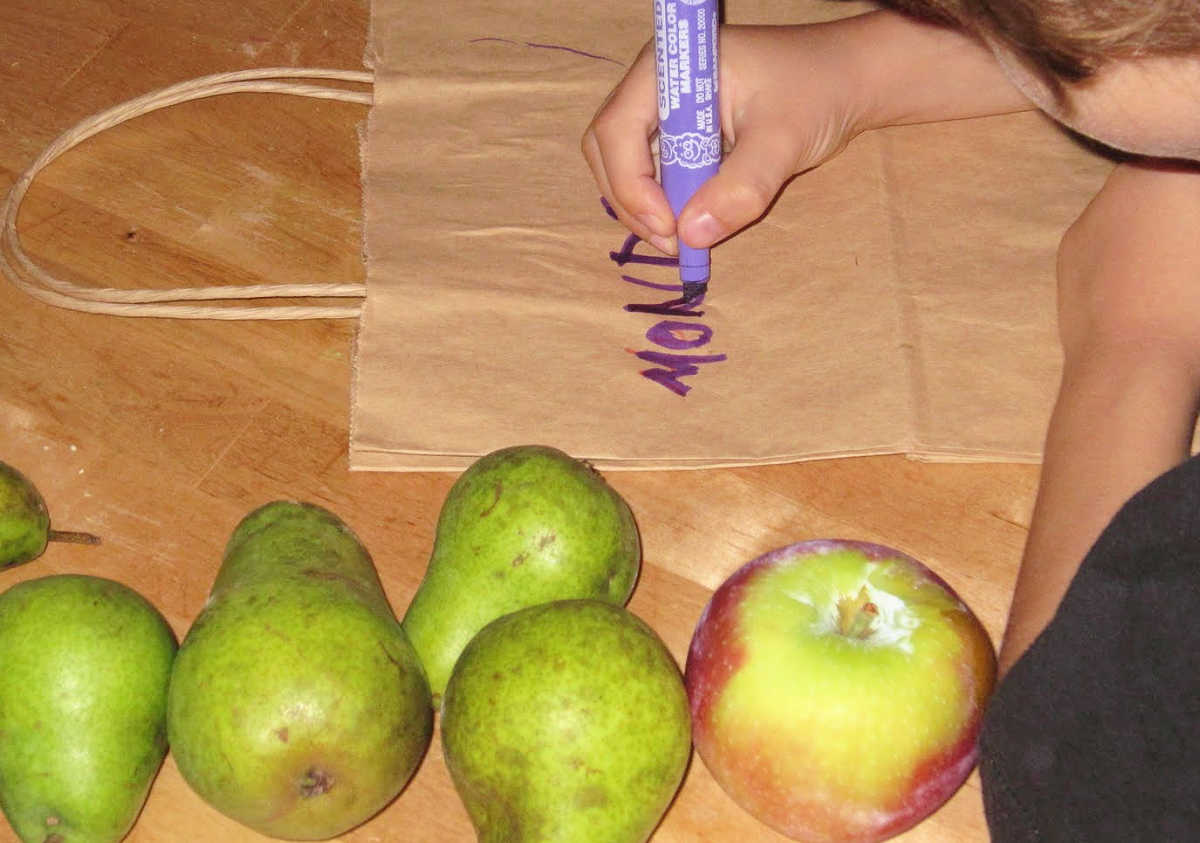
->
xmin=685 ymin=539 xmax=996 ymax=843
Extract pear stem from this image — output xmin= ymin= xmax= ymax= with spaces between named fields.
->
xmin=47 ymin=529 xmax=101 ymax=546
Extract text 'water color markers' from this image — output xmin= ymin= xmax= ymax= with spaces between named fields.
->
xmin=654 ymin=0 xmax=721 ymax=299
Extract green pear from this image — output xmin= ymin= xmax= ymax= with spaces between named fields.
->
xmin=441 ymin=599 xmax=692 ymax=843
xmin=0 ymin=574 xmax=177 ymax=843
xmin=0 ymin=461 xmax=98 ymax=568
xmin=402 ymin=445 xmax=640 ymax=699
xmin=167 ymin=501 xmax=433 ymax=841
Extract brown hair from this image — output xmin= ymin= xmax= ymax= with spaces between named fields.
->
xmin=884 ymin=0 xmax=1200 ymax=82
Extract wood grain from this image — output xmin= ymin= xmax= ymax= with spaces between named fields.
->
xmin=0 ymin=0 xmax=1040 ymax=840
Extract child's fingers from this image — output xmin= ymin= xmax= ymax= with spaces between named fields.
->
xmin=677 ymin=121 xmax=800 ymax=249
xmin=582 ymin=45 xmax=678 ymax=254
xmin=581 ymin=129 xmax=677 ymax=255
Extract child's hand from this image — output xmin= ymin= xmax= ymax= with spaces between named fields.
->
xmin=582 ymin=22 xmax=874 ymax=255
xmin=581 ymin=10 xmax=1031 ymax=255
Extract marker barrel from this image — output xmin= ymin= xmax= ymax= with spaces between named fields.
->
xmin=654 ymin=0 xmax=720 ymax=284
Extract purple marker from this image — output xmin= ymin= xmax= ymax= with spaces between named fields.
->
xmin=654 ymin=0 xmax=720 ymax=298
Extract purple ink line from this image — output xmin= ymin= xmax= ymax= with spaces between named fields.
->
xmin=468 ymin=37 xmax=625 ymax=67
xmin=646 ymin=319 xmax=714 ymax=349
xmin=621 ymin=274 xmax=683 ymax=292
xmin=624 ymin=295 xmax=704 ymax=317
xmin=601 ymin=196 xmax=726 ymax=398
xmin=526 ymin=41 xmax=625 ymax=65
xmin=630 ymin=348 xmax=728 ymax=396
xmin=610 ymin=232 xmax=678 ymax=268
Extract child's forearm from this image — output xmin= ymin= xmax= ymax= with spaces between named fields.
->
xmin=999 ymin=162 xmax=1200 ymax=673
xmin=1002 ymin=350 xmax=1200 ymax=672
xmin=846 ymin=10 xmax=1035 ymax=131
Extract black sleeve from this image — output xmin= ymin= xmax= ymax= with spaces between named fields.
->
xmin=979 ymin=454 xmax=1200 ymax=841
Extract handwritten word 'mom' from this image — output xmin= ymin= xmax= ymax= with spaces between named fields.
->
xmin=603 ymin=200 xmax=726 ymax=396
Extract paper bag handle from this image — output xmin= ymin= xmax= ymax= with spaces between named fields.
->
xmin=1 ymin=68 xmax=371 ymax=320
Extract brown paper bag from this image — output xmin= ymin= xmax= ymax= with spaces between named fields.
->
xmin=350 ymin=0 xmax=1112 ymax=471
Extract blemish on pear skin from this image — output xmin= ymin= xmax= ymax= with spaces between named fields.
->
xmin=511 ymin=552 xmax=528 ymax=568
xmin=275 ymin=727 xmax=289 ymax=743
xmin=603 ymin=566 xmax=620 ymax=593
xmin=301 ymin=569 xmax=350 ymax=584
xmin=44 ymin=835 xmax=64 ymax=843
xmin=575 ymin=785 xmax=609 ymax=809
xmin=299 ymin=767 xmax=333 ymax=798
xmin=536 ymin=532 xmax=557 ymax=549
xmin=479 ymin=482 xmax=503 ymax=517
xmin=378 ymin=641 xmax=407 ymax=677
xmin=567 ymin=756 xmax=601 ymax=776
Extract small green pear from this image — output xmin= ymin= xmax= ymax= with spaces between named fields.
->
xmin=0 ymin=461 xmax=98 ymax=568
xmin=167 ymin=501 xmax=433 ymax=841
xmin=0 ymin=574 xmax=177 ymax=843
xmin=442 ymin=599 xmax=692 ymax=842
xmin=402 ymin=445 xmax=640 ymax=699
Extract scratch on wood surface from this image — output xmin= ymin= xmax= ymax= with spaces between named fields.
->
xmin=192 ymin=410 xmax=263 ymax=491
xmin=54 ymin=22 xmax=132 ymax=96
xmin=988 ymin=509 xmax=1030 ymax=531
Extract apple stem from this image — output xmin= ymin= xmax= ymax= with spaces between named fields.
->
xmin=837 ymin=586 xmax=879 ymax=639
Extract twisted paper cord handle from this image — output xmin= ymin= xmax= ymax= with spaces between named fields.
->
xmin=0 ymin=67 xmax=372 ymax=320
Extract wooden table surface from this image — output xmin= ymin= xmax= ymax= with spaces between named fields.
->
xmin=0 ymin=0 xmax=1040 ymax=840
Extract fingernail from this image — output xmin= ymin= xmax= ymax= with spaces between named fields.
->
xmin=634 ymin=213 xmax=676 ymax=254
xmin=681 ymin=212 xmax=725 ymax=248
xmin=648 ymin=233 xmax=677 ymax=255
